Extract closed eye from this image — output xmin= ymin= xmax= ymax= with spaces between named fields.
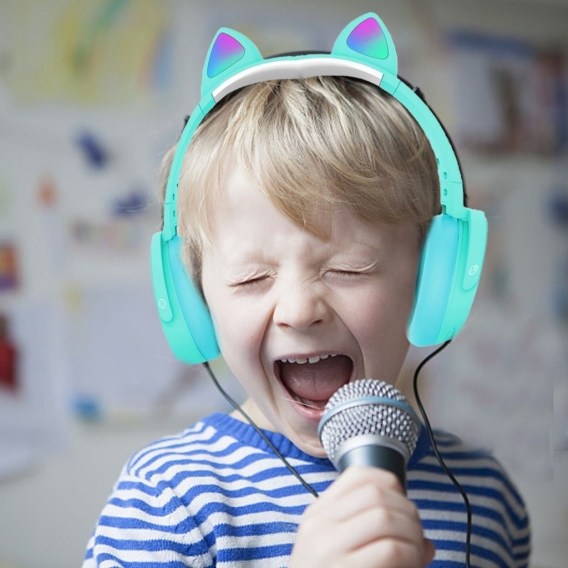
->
xmin=332 ymin=270 xmax=366 ymax=276
xmin=229 ymin=273 xmax=272 ymax=289
xmin=327 ymin=269 xmax=372 ymax=278
xmin=323 ymin=266 xmax=378 ymax=284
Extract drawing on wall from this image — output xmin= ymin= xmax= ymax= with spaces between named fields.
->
xmin=75 ymin=130 xmax=112 ymax=170
xmin=2 ymin=0 xmax=174 ymax=105
xmin=0 ymin=241 xmax=19 ymax=292
xmin=0 ymin=301 xmax=69 ymax=480
xmin=449 ymin=31 xmax=568 ymax=156
xmin=0 ymin=312 xmax=18 ymax=393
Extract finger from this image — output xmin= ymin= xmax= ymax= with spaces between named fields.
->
xmin=294 ymin=506 xmax=425 ymax=568
xmin=345 ymin=537 xmax=426 ymax=568
xmin=308 ymin=468 xmax=414 ymax=523
xmin=309 ymin=466 xmax=402 ymax=516
xmin=299 ymin=488 xmax=425 ymax=562
xmin=334 ymin=482 xmax=418 ymax=525
xmin=422 ymin=538 xmax=436 ymax=566
xmin=336 ymin=506 xmax=425 ymax=553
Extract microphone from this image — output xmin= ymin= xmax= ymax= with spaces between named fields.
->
xmin=318 ymin=379 xmax=421 ymax=492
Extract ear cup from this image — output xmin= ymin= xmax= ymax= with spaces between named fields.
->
xmin=151 ymin=233 xmax=220 ymax=364
xmin=408 ymin=214 xmax=460 ymax=346
xmin=408 ymin=211 xmax=487 ymax=346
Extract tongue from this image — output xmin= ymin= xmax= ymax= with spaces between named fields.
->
xmin=279 ymin=355 xmax=353 ymax=403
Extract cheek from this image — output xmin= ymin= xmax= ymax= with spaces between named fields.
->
xmin=206 ymin=297 xmax=248 ymax=357
xmin=202 ymin=280 xmax=267 ymax=376
xmin=356 ymin=269 xmax=417 ymax=333
xmin=351 ymin=290 xmax=412 ymax=344
xmin=348 ymin=270 xmax=417 ymax=378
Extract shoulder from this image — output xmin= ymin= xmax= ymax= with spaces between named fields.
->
xmin=409 ymin=429 xmax=531 ymax=567
xmin=123 ymin=413 xmax=238 ymax=480
xmin=413 ymin=429 xmax=528 ymax=521
xmin=85 ymin=414 xmax=245 ymax=567
xmin=110 ymin=412 xmax=242 ymax=518
xmin=430 ymin=430 xmax=526 ymax=508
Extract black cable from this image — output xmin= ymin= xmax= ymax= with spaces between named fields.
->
xmin=412 ymin=340 xmax=473 ymax=568
xmin=201 ymin=361 xmax=320 ymax=498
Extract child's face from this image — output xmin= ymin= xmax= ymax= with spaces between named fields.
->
xmin=201 ymin=163 xmax=421 ymax=457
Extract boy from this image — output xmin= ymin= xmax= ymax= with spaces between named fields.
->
xmin=84 ymin=13 xmax=530 ymax=567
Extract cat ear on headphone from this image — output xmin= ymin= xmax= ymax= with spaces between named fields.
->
xmin=331 ymin=13 xmax=398 ymax=77
xmin=201 ymin=28 xmax=264 ymax=98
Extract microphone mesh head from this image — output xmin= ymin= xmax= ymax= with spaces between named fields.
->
xmin=318 ymin=379 xmax=421 ymax=463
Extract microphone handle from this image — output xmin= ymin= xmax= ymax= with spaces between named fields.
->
xmin=336 ymin=445 xmax=407 ymax=493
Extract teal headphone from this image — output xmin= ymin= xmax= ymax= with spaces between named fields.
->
xmin=151 ymin=12 xmax=488 ymax=365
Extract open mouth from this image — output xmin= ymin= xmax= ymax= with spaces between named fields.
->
xmin=275 ymin=354 xmax=354 ymax=412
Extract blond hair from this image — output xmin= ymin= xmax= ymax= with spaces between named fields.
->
xmin=159 ymin=76 xmax=441 ymax=285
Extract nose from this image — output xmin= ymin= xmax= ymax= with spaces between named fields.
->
xmin=273 ymin=280 xmax=330 ymax=330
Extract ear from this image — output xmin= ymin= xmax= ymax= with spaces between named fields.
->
xmin=331 ymin=13 xmax=398 ymax=77
xmin=201 ymin=28 xmax=264 ymax=98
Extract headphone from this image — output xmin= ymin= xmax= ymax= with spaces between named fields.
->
xmin=151 ymin=12 xmax=488 ymax=365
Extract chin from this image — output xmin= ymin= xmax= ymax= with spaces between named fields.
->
xmin=305 ymin=446 xmax=328 ymax=459
xmin=290 ymin=430 xmax=328 ymax=459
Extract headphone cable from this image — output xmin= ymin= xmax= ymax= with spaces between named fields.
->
xmin=201 ymin=361 xmax=319 ymax=498
xmin=412 ymin=340 xmax=473 ymax=568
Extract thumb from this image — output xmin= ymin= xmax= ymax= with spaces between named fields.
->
xmin=422 ymin=538 xmax=436 ymax=566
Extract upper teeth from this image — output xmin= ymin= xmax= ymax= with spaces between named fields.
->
xmin=282 ymin=354 xmax=336 ymax=365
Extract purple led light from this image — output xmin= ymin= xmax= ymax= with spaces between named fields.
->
xmin=207 ymin=32 xmax=245 ymax=78
xmin=347 ymin=17 xmax=389 ymax=60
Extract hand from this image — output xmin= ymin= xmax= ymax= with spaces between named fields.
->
xmin=289 ymin=466 xmax=435 ymax=568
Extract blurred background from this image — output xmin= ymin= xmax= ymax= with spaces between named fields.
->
xmin=0 ymin=0 xmax=567 ymax=566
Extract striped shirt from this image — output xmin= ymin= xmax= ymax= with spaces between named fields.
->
xmin=83 ymin=412 xmax=530 ymax=567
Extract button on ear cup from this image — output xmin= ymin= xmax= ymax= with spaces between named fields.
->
xmin=408 ymin=214 xmax=460 ymax=347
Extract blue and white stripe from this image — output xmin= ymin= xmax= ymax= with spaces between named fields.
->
xmin=84 ymin=413 xmax=530 ymax=567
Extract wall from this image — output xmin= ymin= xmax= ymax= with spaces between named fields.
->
xmin=0 ymin=1 xmax=567 ymax=567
